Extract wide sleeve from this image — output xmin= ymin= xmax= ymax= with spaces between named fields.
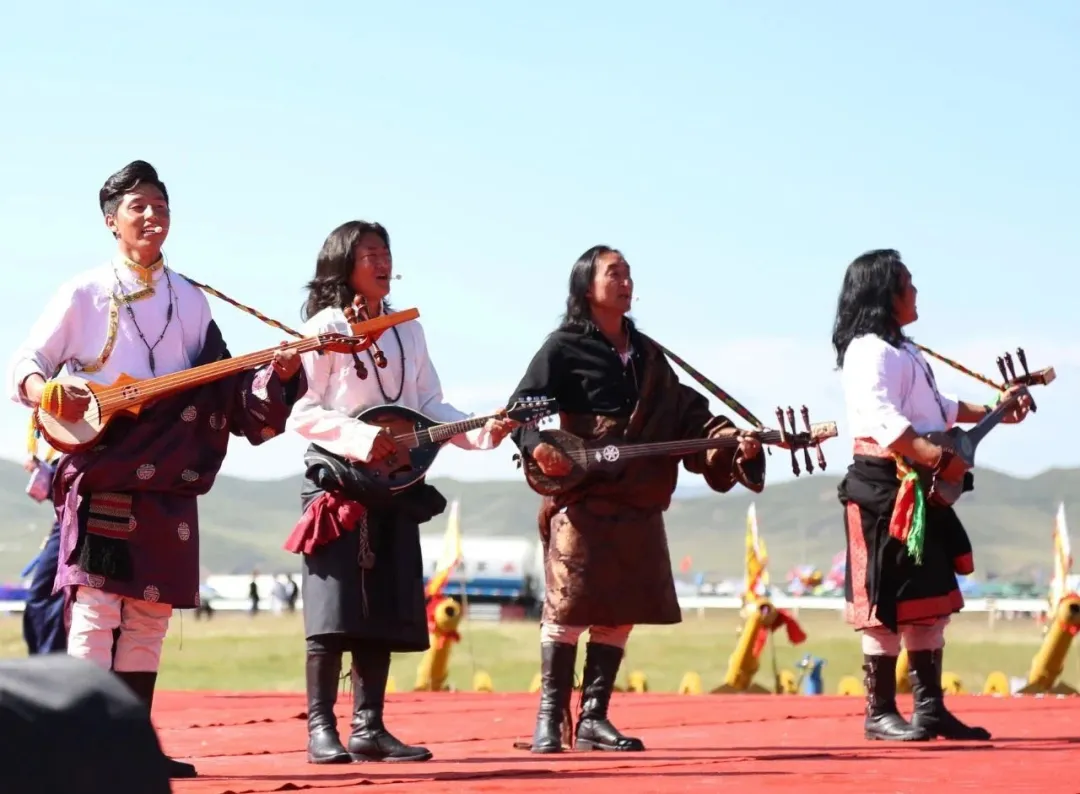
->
xmin=221 ymin=324 xmax=309 ymax=446
xmin=229 ymin=366 xmax=307 ymax=445
xmin=283 ymin=315 xmax=385 ymax=462
xmin=676 ymin=384 xmax=765 ymax=494
xmin=506 ymin=334 xmax=563 ymax=456
xmin=7 ymin=279 xmax=83 ymax=406
xmin=412 ymin=322 xmax=495 ymax=451
xmin=842 ymin=337 xmax=915 ymax=448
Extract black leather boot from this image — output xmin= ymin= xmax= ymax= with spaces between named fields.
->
xmin=530 ymin=641 xmax=577 ymax=753
xmin=305 ymin=652 xmax=352 ymax=764
xmin=909 ymin=649 xmax=991 ymax=740
xmin=575 ymin=642 xmax=645 ymax=751
xmin=347 ymin=646 xmax=431 ymax=762
xmin=862 ymin=655 xmax=930 ymax=742
xmin=115 ymin=671 xmax=199 ymax=778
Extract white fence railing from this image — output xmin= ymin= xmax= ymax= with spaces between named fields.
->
xmin=675 ymin=595 xmax=1050 ymax=614
xmin=0 ymin=595 xmax=1052 ymax=615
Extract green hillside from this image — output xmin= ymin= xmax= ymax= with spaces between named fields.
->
xmin=1 ymin=459 xmax=1075 ymax=582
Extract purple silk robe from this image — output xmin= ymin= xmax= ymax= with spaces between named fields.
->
xmin=51 ymin=320 xmax=306 ymax=609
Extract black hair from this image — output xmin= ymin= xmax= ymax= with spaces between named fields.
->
xmin=831 ymin=248 xmax=909 ymax=368
xmin=302 ymin=220 xmax=391 ymax=321
xmin=558 ymin=244 xmax=636 ymax=332
xmin=99 ymin=160 xmax=169 ymax=217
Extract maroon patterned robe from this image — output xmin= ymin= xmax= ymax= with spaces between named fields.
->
xmin=52 ymin=320 xmax=306 ymax=609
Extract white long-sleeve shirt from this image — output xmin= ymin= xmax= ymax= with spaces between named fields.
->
xmin=840 ymin=334 xmax=960 ymax=449
xmin=285 ymin=306 xmax=493 ymax=462
xmin=8 ymin=261 xmax=211 ymax=406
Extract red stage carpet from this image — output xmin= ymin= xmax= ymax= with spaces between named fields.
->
xmin=160 ymin=691 xmax=1080 ymax=793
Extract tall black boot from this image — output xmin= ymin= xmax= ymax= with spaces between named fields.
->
xmin=529 ymin=641 xmax=577 ymax=753
xmin=909 ymin=649 xmax=991 ymax=740
xmin=305 ymin=652 xmax=352 ymax=764
xmin=114 ymin=671 xmax=199 ymax=778
xmin=862 ymin=655 xmax=930 ymax=742
xmin=575 ymin=642 xmax=645 ymax=752
xmin=347 ymin=646 xmax=431 ymax=762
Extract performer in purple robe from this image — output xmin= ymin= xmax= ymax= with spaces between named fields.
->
xmin=6 ymin=160 xmax=307 ymax=780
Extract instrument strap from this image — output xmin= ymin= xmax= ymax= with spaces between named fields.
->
xmin=904 ymin=345 xmax=950 ymax=427
xmin=654 ymin=343 xmax=765 ymax=429
xmin=180 ymin=274 xmax=305 ymax=339
xmin=913 ymin=343 xmax=1005 ymax=392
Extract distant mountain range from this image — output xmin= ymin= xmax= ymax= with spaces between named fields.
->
xmin=1 ymin=458 xmax=1075 ymax=582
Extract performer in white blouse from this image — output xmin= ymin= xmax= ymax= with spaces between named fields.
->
xmin=285 ymin=220 xmax=517 ymax=765
xmin=832 ymin=248 xmax=1031 ymax=743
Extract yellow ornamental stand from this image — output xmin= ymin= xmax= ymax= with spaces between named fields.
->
xmin=678 ymin=672 xmax=703 ymax=695
xmin=712 ymin=598 xmax=807 ymax=694
xmin=777 ymin=669 xmax=799 ymax=694
xmin=414 ymin=597 xmax=463 ymax=692
xmin=941 ymin=672 xmax=965 ymax=694
xmin=613 ymin=670 xmax=649 ymax=693
xmin=982 ymin=671 xmax=1010 ymax=696
xmin=836 ymin=676 xmax=864 ymax=696
xmin=1017 ymin=593 xmax=1080 ymax=696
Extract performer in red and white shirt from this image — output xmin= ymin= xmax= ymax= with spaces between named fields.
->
xmin=831 ymin=248 xmax=1030 ymax=742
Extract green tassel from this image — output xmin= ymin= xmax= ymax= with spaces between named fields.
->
xmin=906 ymin=475 xmax=927 ymax=565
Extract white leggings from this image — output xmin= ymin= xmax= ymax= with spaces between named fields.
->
xmin=67 ymin=586 xmax=173 ymax=673
xmin=861 ymin=617 xmax=949 ymax=656
xmin=541 ymin=623 xmax=633 ymax=650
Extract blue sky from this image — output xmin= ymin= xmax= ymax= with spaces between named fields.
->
xmin=1 ymin=2 xmax=1076 ymax=490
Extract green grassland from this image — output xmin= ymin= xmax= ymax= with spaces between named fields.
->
xmin=1 ymin=608 xmax=1070 ymax=695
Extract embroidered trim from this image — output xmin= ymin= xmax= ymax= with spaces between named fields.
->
xmin=86 ymin=492 xmax=134 ymax=539
xmin=71 ymin=277 xmax=157 ymax=375
xmin=117 ymin=286 xmax=156 ymax=304
xmin=74 ymin=294 xmax=120 ymax=374
xmin=120 ymin=255 xmax=164 ymax=286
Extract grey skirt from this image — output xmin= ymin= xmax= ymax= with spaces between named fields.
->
xmin=301 ymin=510 xmax=430 ymax=653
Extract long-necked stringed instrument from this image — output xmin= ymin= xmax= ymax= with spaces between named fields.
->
xmin=919 ymin=344 xmax=1054 ymax=403
xmin=993 ymin=348 xmax=1053 ymax=413
xmin=356 ymin=397 xmax=558 ymax=491
xmin=912 ymin=384 xmax=1033 ymax=507
xmin=35 ymin=309 xmax=419 ymax=454
xmin=519 ymin=404 xmax=837 ymax=497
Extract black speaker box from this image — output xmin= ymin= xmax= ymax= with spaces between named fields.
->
xmin=0 ymin=654 xmax=171 ymax=793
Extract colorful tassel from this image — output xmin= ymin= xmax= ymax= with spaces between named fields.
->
xmin=906 ymin=478 xmax=927 ymax=565
xmin=888 ymin=469 xmax=926 ymax=565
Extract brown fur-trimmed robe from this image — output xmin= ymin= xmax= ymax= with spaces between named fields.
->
xmin=509 ymin=323 xmax=765 ymax=627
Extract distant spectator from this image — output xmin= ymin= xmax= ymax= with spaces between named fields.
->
xmin=272 ymin=576 xmax=288 ymax=615
xmin=286 ymin=576 xmax=300 ymax=613
xmin=249 ymin=575 xmax=260 ymax=616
